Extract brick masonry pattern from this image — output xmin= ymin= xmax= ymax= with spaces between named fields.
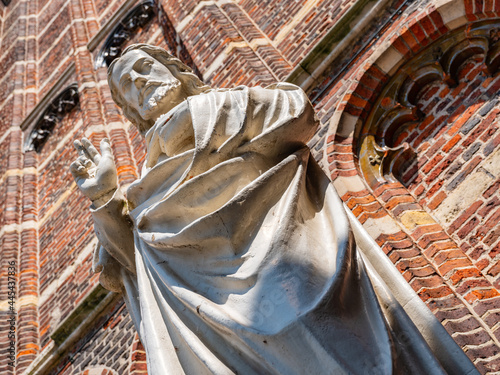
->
xmin=318 ymin=2 xmax=500 ymax=373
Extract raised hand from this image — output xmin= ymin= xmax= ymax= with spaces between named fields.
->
xmin=70 ymin=137 xmax=118 ymax=208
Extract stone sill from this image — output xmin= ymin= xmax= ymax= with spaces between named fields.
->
xmin=24 ymin=286 xmax=122 ymax=375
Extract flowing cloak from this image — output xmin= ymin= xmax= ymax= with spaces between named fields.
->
xmin=90 ymin=84 xmax=452 ymax=374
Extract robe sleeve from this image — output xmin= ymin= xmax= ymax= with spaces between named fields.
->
xmin=186 ymin=83 xmax=319 ymax=177
xmin=90 ymin=188 xmax=136 ymax=274
xmin=230 ymin=83 xmax=319 ymax=159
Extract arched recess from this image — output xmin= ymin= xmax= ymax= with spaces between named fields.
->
xmin=95 ymin=0 xmax=158 ymax=68
xmin=24 ymin=84 xmax=79 ymax=152
xmin=326 ymin=0 xmax=500 ymax=371
xmin=358 ymin=20 xmax=500 ymax=187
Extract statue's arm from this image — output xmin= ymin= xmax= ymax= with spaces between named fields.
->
xmin=70 ymin=138 xmax=136 ymax=274
xmin=90 ymin=188 xmax=136 ymax=274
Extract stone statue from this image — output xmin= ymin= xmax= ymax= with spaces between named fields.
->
xmin=70 ymin=44 xmax=478 ymax=375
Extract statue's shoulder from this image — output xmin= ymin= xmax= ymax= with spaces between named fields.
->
xmin=193 ymin=83 xmax=304 ymax=97
xmin=185 ymin=84 xmax=308 ymax=113
xmin=185 ymin=87 xmax=250 ymax=109
xmin=244 ymin=83 xmax=311 ymax=112
xmin=231 ymin=83 xmax=304 ymax=94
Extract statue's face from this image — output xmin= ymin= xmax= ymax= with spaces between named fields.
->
xmin=110 ymin=49 xmax=186 ymax=123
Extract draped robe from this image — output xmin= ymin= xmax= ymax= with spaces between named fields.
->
xmin=90 ymin=83 xmax=449 ymax=374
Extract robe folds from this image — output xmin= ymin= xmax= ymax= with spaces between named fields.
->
xmin=91 ymin=83 xmax=448 ymax=374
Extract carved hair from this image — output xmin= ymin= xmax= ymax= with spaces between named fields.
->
xmin=108 ymin=44 xmax=210 ymax=133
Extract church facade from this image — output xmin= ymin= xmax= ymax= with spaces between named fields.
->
xmin=0 ymin=0 xmax=499 ymax=373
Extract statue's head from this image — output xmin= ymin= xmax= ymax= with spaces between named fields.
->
xmin=108 ymin=44 xmax=210 ymax=134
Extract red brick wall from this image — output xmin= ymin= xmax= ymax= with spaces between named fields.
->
xmin=38 ymin=1 xmax=74 ymax=96
xmin=399 ymin=58 xmax=500 ymax=284
xmin=1 ymin=0 xmax=499 ymax=374
xmin=315 ymin=2 xmax=500 ymax=372
xmin=239 ymin=0 xmax=357 ymax=66
xmin=95 ymin=0 xmax=128 ymax=26
xmin=37 ymin=107 xmax=97 ymax=349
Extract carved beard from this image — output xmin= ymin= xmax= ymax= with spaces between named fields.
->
xmin=140 ymin=79 xmax=182 ymax=121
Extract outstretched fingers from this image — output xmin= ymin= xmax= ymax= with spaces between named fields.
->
xmin=82 ymin=137 xmax=101 ymax=164
xmin=74 ymin=137 xmax=102 ymax=164
xmin=99 ymin=138 xmax=113 ymax=159
xmin=74 ymin=139 xmax=86 ymax=157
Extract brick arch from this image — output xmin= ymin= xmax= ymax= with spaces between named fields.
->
xmin=331 ymin=0 xmax=500 ymax=161
xmin=325 ymin=1 xmax=500 ymax=371
xmin=358 ymin=21 xmax=500 ymax=187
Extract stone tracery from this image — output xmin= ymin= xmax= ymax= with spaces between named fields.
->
xmin=357 ymin=20 xmax=500 ymax=186
xmin=95 ymin=1 xmax=157 ymax=68
xmin=25 ymin=84 xmax=79 ymax=152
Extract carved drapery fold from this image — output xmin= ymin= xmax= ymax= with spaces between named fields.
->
xmin=26 ymin=84 xmax=79 ymax=152
xmin=358 ymin=20 xmax=500 ymax=186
